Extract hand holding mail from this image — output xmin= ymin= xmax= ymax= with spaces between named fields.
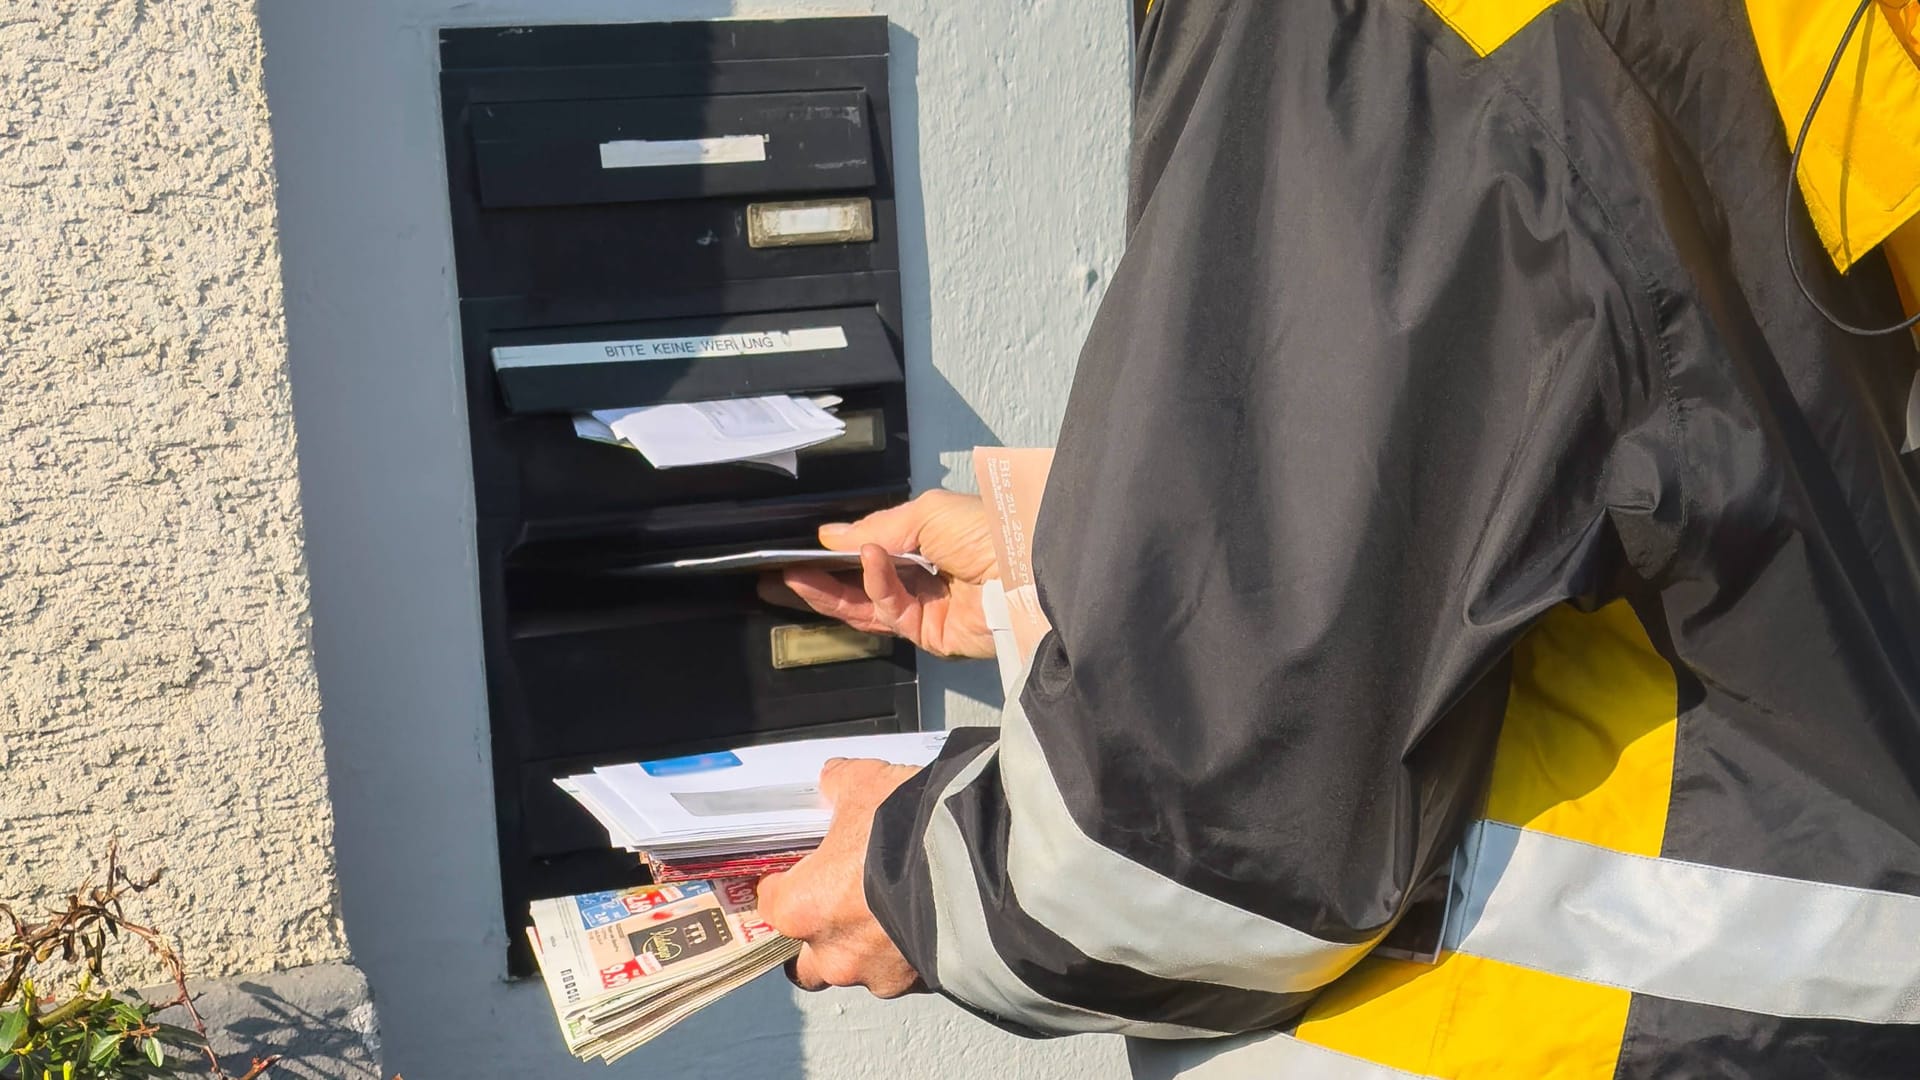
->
xmin=758 ymin=757 xmax=924 ymax=999
xmin=762 ymin=491 xmax=999 ymax=659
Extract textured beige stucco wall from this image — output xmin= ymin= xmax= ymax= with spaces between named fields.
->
xmin=0 ymin=0 xmax=346 ymax=980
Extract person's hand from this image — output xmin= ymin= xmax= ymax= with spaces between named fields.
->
xmin=760 ymin=491 xmax=999 ymax=659
xmin=758 ymin=758 xmax=923 ymax=998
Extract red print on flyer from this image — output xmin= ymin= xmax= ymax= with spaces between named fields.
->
xmin=599 ymin=958 xmax=644 ymax=989
xmin=622 ymin=886 xmax=685 ymax=914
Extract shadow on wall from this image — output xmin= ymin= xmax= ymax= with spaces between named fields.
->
xmin=886 ymin=24 xmax=1002 ymax=487
xmin=254 ymin=1 xmax=879 ymax=1075
xmin=885 ymin=23 xmax=1010 ymax=728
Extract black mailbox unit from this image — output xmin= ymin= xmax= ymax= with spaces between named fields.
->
xmin=438 ymin=18 xmax=917 ymax=975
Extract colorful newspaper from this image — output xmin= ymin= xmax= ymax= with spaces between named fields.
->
xmin=533 ymin=733 xmax=954 ymax=1061
xmin=973 ymin=447 xmax=1055 ymax=663
xmin=528 ymin=878 xmax=798 ymax=1062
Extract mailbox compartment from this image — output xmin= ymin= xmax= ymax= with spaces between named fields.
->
xmin=441 ymin=16 xmax=913 ymax=976
xmin=472 ymin=91 xmax=877 ymax=208
xmin=499 ymin=535 xmax=916 ymax=765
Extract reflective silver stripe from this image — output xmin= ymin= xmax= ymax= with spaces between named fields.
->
xmin=1127 ymin=1032 xmax=1435 ymax=1080
xmin=999 ymin=676 xmax=1377 ymax=993
xmin=978 ymin=579 xmax=1024 ymax=698
xmin=1447 ymin=820 xmax=1920 ymax=1023
xmin=923 ymin=739 xmax=1225 ymax=1038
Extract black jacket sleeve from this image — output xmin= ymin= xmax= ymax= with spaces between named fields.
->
xmin=865 ymin=0 xmax=1682 ymax=1037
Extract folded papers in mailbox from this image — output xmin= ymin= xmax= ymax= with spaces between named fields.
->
xmin=574 ymin=393 xmax=845 ymax=476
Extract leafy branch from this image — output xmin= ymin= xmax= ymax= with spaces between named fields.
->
xmin=0 ymin=845 xmax=278 ymax=1080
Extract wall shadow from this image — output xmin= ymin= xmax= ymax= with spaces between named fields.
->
xmin=887 ymin=24 xmax=1007 ymax=729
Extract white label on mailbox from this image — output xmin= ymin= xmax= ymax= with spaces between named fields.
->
xmin=492 ymin=327 xmax=849 ymax=370
xmin=767 ymin=205 xmax=854 ymax=235
xmin=598 ymin=135 xmax=768 ymax=169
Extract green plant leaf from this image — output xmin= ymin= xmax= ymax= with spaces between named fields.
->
xmin=86 ymin=1031 xmax=119 ymax=1066
xmin=0 ymin=1008 xmax=25 ymax=1051
xmin=149 ymin=1022 xmax=202 ymax=1045
xmin=142 ymin=1036 xmax=163 ymax=1067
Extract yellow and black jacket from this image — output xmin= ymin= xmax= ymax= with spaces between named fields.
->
xmin=865 ymin=1 xmax=1920 ymax=1076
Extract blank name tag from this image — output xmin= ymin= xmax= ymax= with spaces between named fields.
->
xmin=770 ymin=624 xmax=890 ymax=669
xmin=747 ymin=198 xmax=875 ymax=248
xmin=599 ymin=135 xmax=768 ymax=170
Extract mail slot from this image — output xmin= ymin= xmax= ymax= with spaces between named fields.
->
xmin=472 ymin=91 xmax=877 ymax=208
xmin=440 ymin=16 xmax=914 ymax=976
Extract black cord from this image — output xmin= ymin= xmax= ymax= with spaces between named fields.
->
xmin=1783 ymin=0 xmax=1920 ymax=337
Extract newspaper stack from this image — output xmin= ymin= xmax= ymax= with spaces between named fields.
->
xmin=528 ymin=878 xmax=797 ymax=1062
xmin=530 ymin=732 xmax=952 ymax=1058
xmin=556 ymin=731 xmax=950 ymax=882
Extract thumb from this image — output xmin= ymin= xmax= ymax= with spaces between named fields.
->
xmin=819 ymin=757 xmax=918 ymax=812
xmin=819 ymin=756 xmax=899 ymax=810
xmin=817 ymin=756 xmax=861 ymax=807
xmin=757 ymin=869 xmax=787 ymax=912
xmin=819 ymin=502 xmax=925 ymax=554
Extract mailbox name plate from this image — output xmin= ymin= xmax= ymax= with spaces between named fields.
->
xmin=493 ymin=327 xmax=849 ymax=369
xmin=599 ymin=135 xmax=769 ymax=170
xmin=771 ymin=623 xmax=891 ymax=669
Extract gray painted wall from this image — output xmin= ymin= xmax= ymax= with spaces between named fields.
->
xmin=259 ymin=1 xmax=1131 ymax=1077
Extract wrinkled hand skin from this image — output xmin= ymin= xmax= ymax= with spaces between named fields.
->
xmin=758 ymin=490 xmax=999 ymax=660
xmin=759 ymin=758 xmax=925 ymax=998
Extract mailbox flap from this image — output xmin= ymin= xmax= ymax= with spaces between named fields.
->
xmin=471 ymin=91 xmax=876 ymax=208
xmin=490 ymin=305 xmax=899 ymax=414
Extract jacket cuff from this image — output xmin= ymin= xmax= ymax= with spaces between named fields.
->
xmin=862 ymin=725 xmax=1002 ymax=990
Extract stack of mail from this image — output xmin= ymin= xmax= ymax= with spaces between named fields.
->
xmin=527 ymin=731 xmax=952 ymax=1061
xmin=574 ymin=393 xmax=844 ymax=476
xmin=556 ymin=731 xmax=950 ymax=883
xmin=528 ymin=877 xmax=798 ymax=1062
